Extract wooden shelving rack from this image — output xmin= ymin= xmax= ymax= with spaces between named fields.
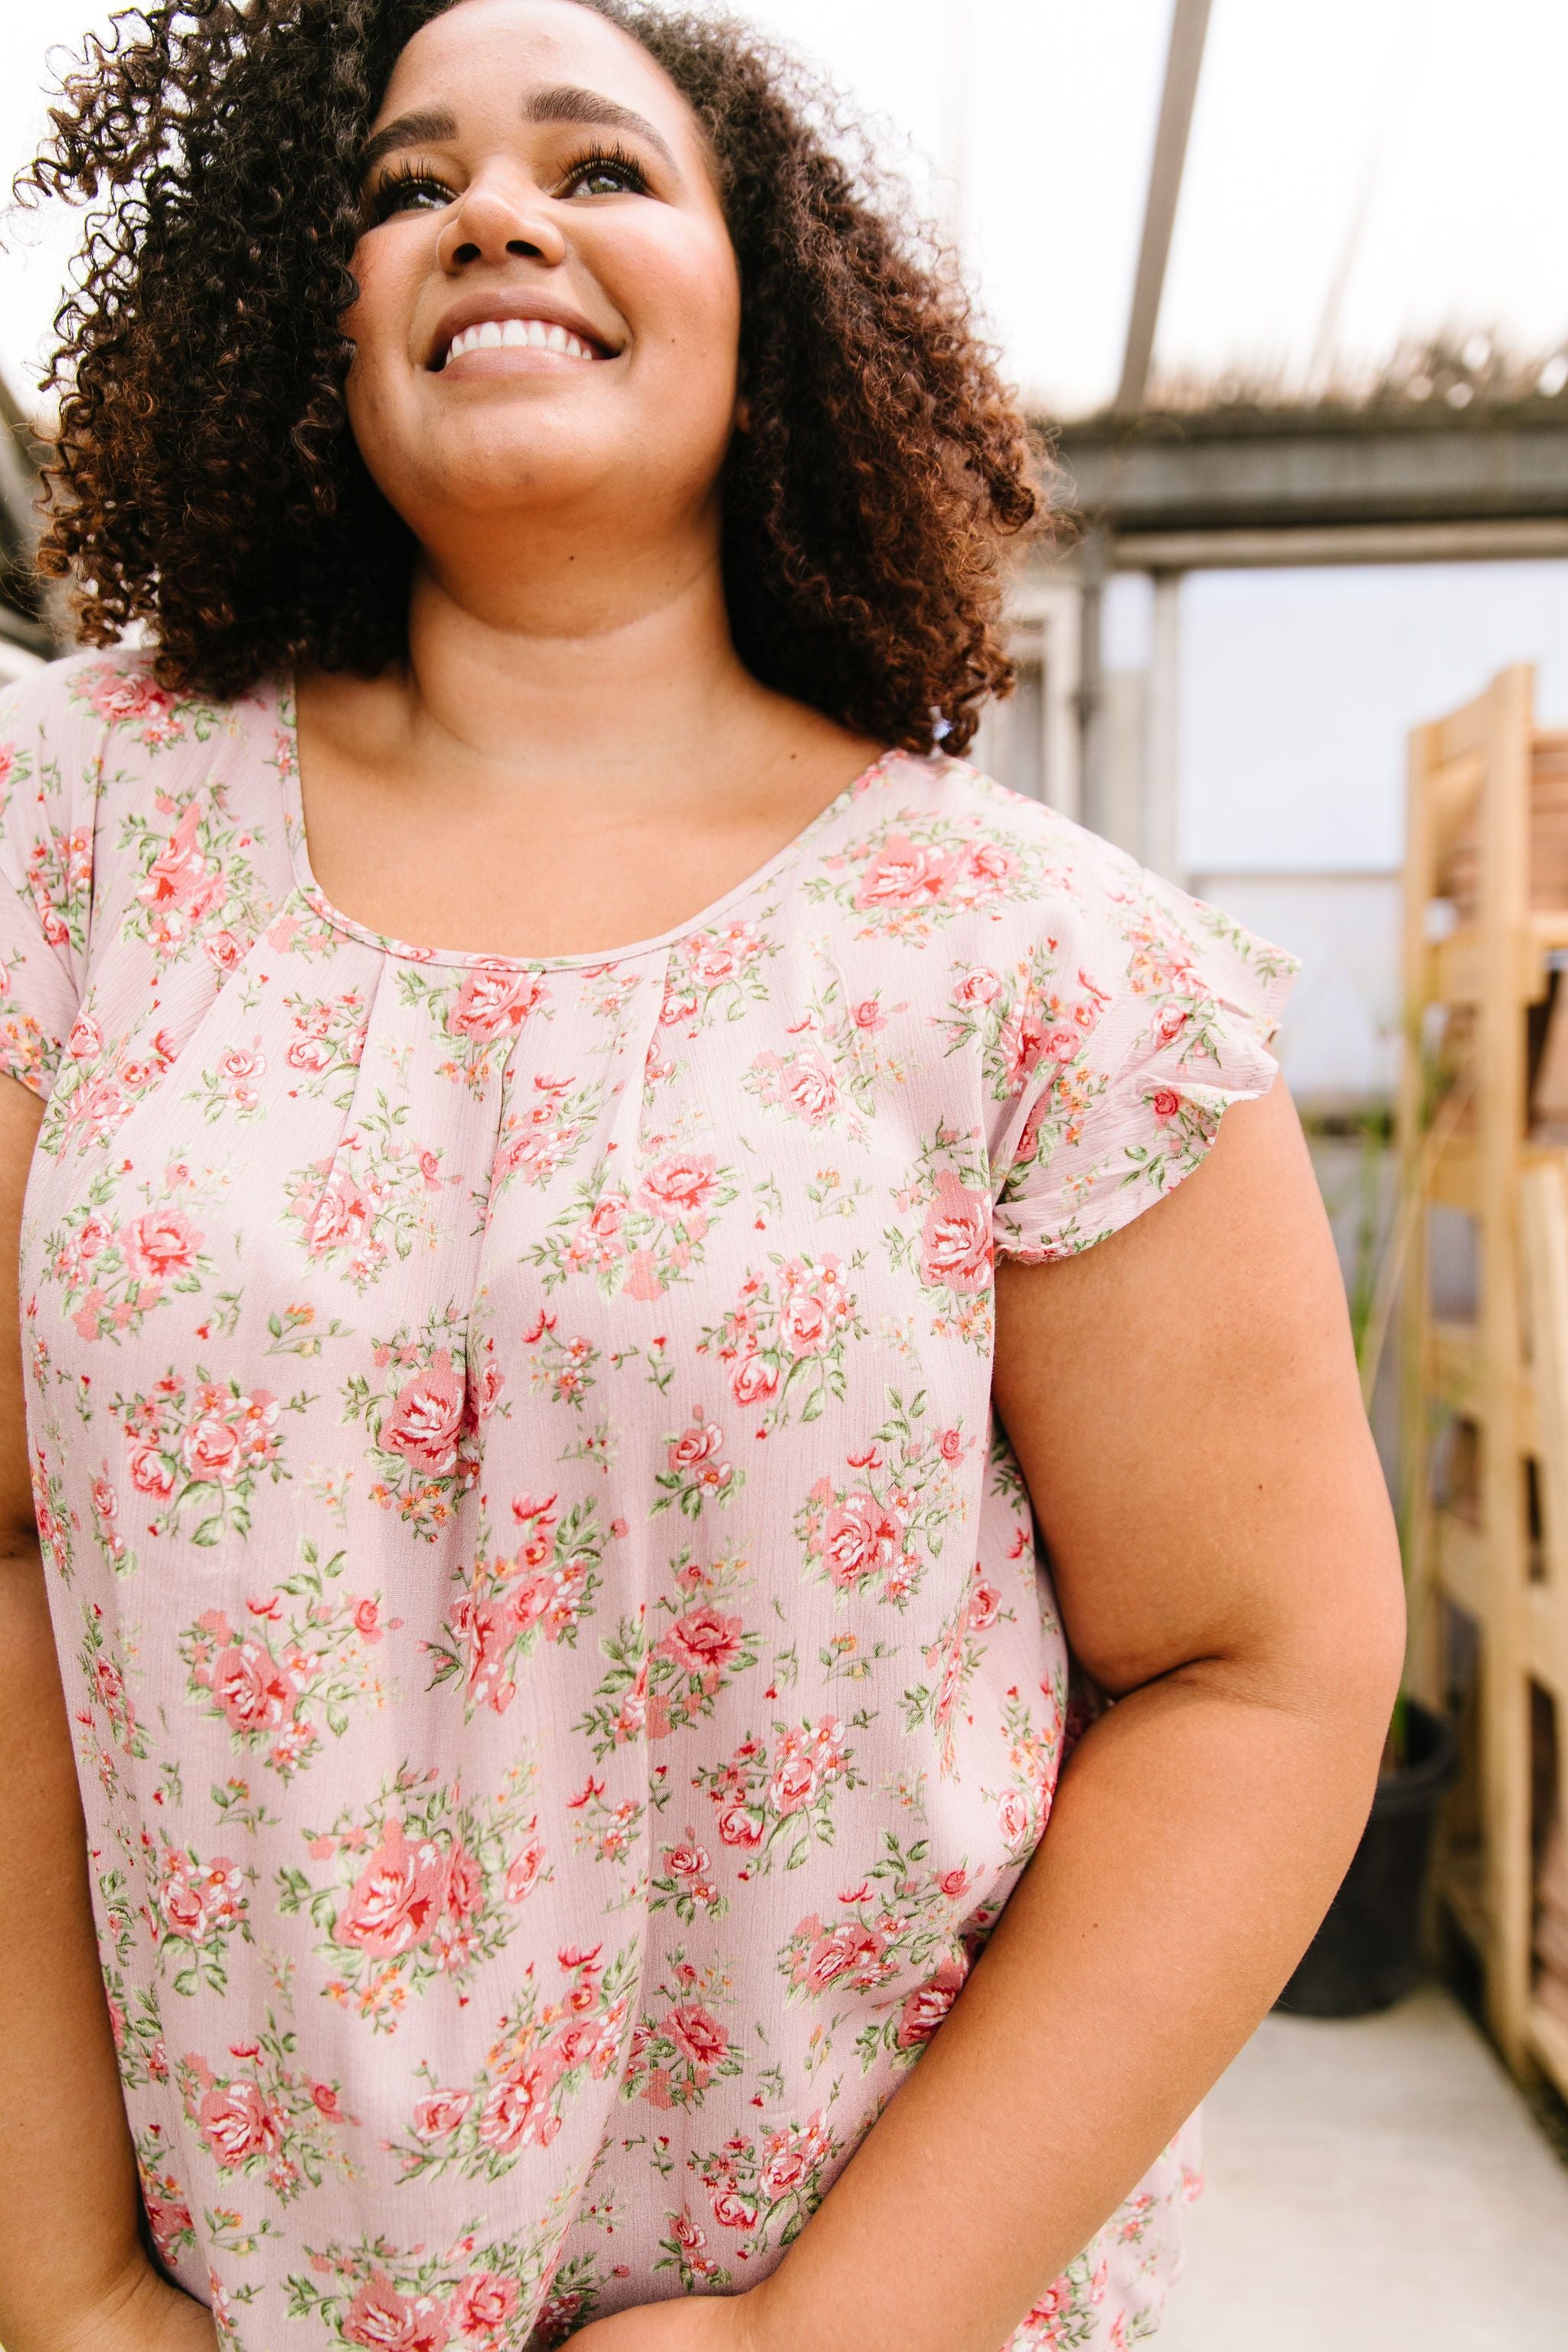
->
xmin=1398 ymin=663 xmax=1568 ymax=2098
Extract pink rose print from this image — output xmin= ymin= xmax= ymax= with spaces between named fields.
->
xmin=117 ymin=1208 xmax=199 ymax=1285
xmin=668 ymin=2002 xmax=727 ymax=2069
xmin=505 ymin=1831 xmax=546 ymax=1904
xmin=198 ymin=2075 xmax=282 ymax=2167
xmin=534 ymin=1150 xmax=737 ymax=1301
xmin=341 ymin=2275 xmax=452 ymax=2351
xmin=477 ymin=2060 xmax=559 ymax=2155
xmin=792 ymin=1921 xmax=888 ymax=1995
xmin=730 ymin=1353 xmax=779 ymax=1407
xmin=823 ymin=1492 xmax=901 ymax=1590
xmin=639 ymin=1154 xmax=717 ymax=1223
xmin=381 ymin=1351 xmax=466 ymax=1478
xmin=87 ymin=664 xmax=181 ymax=735
xmin=654 ymin=1411 xmax=740 ymax=1518
xmin=896 ymin=1958 xmax=969 ymax=2048
xmin=138 ymin=803 xmax=227 ymax=938
xmin=181 ymin=1413 xmax=244 ymax=1484
xmin=747 ymin=1045 xmax=842 ymax=1127
xmin=661 ymin=1604 xmax=744 ymax=1678
xmin=431 ymin=1494 xmax=603 ymax=1719
xmin=701 ymin=1255 xmax=862 ymax=1434
xmin=695 ymin=1716 xmax=858 ymax=1870
xmin=335 ymin=1820 xmax=451 ymax=1960
xmin=953 ymin=965 xmax=1001 ymax=1008
xmin=919 ymin=1171 xmax=991 ymax=1296
xmin=854 ymin=831 xmax=958 ymax=911
xmin=413 ymin=2088 xmax=472 ymax=2141
xmin=449 ymin=963 xmax=547 ymax=1043
xmin=214 ymin=1637 xmax=295 ymax=1733
xmin=284 ymin=1767 xmax=545 ymax=2026
xmin=449 ymin=2273 xmax=518 ymax=2339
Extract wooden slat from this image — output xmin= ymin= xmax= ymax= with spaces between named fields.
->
xmin=1425 ymin=1329 xmax=1542 ymax=1452
xmin=1399 ymin=716 xmax=1446 ymax=1711
xmin=1433 ymin=1510 xmax=1486 ymax=1619
xmin=1475 ymin=664 xmax=1537 ymax=2070
xmin=1522 ymin=1159 xmax=1568 ymax=1597
xmin=1429 ymin=921 xmax=1552 ymax=1006
xmin=1431 ymin=1319 xmax=1481 ymax=1413
xmin=1426 ymin=748 xmax=1485 ymax=871
xmin=1429 ymin=1132 xmax=1479 ymax=1212
xmin=1433 ymin=691 xmax=1491 ymax=768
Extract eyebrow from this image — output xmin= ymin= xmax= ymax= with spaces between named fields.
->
xmin=358 ymin=85 xmax=679 ymax=180
xmin=523 ymin=85 xmax=679 ymax=172
xmin=359 ymin=108 xmax=458 ymax=178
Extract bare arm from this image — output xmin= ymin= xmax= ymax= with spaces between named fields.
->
xmin=0 ymin=1076 xmax=215 ymax=2352
xmin=577 ymin=1078 xmax=1406 ymax=2351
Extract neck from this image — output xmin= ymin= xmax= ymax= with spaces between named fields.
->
xmin=394 ymin=496 xmax=767 ymax=788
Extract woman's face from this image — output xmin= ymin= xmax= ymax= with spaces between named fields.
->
xmin=342 ymin=0 xmax=742 ymax=545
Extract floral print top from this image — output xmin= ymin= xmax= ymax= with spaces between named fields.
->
xmin=0 ymin=650 xmax=1295 ymax=2352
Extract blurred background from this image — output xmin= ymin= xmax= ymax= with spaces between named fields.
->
xmin=4 ymin=2 xmax=1568 ymax=2345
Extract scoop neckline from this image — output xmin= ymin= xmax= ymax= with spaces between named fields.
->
xmin=270 ymin=665 xmax=900 ymax=973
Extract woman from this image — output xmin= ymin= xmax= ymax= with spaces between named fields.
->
xmin=0 ymin=4 xmax=1403 ymax=2349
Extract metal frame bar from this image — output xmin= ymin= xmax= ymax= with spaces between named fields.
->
xmin=1115 ymin=0 xmax=1214 ymax=413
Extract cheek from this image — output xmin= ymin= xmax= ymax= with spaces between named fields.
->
xmin=616 ymin=229 xmax=742 ymax=396
xmin=340 ymin=236 xmax=416 ymax=403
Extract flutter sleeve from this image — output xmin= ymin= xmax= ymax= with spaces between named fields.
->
xmin=0 ymin=662 xmax=93 ymax=1100
xmin=988 ymin=829 xmax=1298 ymax=1263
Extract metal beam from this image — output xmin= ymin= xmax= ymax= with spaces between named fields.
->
xmin=1116 ymin=0 xmax=1213 ymax=413
xmin=1111 ymin=518 xmax=1568 ymax=570
xmin=1055 ymin=410 xmax=1568 ymax=541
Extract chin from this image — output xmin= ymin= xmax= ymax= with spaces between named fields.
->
xmin=377 ymin=416 xmax=727 ymax=531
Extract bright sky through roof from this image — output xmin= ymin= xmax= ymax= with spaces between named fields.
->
xmin=2 ymin=0 xmax=1567 ymax=416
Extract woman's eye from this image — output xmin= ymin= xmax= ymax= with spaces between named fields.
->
xmin=564 ymin=152 xmax=649 ymax=199
xmin=369 ymin=167 xmax=453 ymax=220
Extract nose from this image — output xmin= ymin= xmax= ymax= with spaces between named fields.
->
xmin=437 ymin=172 xmax=568 ymax=273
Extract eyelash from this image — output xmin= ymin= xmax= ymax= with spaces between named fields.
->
xmin=368 ymin=142 xmax=652 ymax=221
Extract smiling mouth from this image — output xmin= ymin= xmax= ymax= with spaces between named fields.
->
xmin=433 ymin=318 xmax=608 ymax=369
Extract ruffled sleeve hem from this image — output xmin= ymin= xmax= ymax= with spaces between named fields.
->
xmin=990 ymin=897 xmax=1298 ymax=1264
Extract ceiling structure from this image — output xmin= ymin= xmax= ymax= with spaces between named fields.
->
xmin=3 ymin=0 xmax=1567 ymax=649
xmin=4 ymin=0 xmax=1568 ymax=419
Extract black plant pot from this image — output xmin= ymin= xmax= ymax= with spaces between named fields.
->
xmin=1275 ymin=1695 xmax=1460 ymax=2018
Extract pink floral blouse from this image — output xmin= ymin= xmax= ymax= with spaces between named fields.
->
xmin=0 ymin=651 xmax=1295 ymax=2352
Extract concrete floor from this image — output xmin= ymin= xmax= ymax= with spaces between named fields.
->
xmin=1157 ymin=1984 xmax=1568 ymax=2352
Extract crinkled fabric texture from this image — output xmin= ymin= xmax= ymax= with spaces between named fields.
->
xmin=0 ymin=651 xmax=1295 ymax=2351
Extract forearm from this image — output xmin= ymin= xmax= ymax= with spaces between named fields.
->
xmin=745 ymin=1651 xmax=1389 ymax=2352
xmin=0 ymin=1537 xmax=149 ymax=2350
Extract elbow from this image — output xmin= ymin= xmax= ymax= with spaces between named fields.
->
xmin=1306 ymin=1524 xmax=1409 ymax=1769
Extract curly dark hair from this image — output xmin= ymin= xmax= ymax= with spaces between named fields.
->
xmin=14 ymin=0 xmax=1045 ymax=753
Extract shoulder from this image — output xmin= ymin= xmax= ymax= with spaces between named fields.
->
xmin=0 ymin=647 xmax=291 ymax=977
xmin=805 ymin=750 xmax=1171 ymax=966
xmin=0 ymin=644 xmax=285 ymax=862
xmin=0 ymin=645 xmax=274 ymax=782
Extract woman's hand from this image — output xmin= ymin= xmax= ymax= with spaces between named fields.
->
xmin=568 ymin=2290 xmax=763 ymax=2352
xmin=53 ymin=2263 xmax=218 ymax=2352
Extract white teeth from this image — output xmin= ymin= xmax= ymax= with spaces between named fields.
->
xmin=444 ymin=318 xmax=596 ymax=365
